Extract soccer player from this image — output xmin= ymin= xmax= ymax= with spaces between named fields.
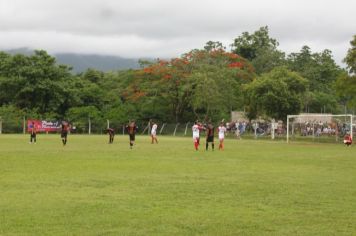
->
xmin=61 ymin=121 xmax=69 ymax=146
xmin=192 ymin=121 xmax=202 ymax=151
xmin=150 ymin=121 xmax=158 ymax=144
xmin=126 ymin=121 xmax=138 ymax=149
xmin=218 ymin=122 xmax=227 ymax=150
xmin=106 ymin=128 xmax=115 ymax=144
xmin=205 ymin=121 xmax=215 ymax=151
xmin=344 ymin=132 xmax=352 ymax=146
xmin=29 ymin=122 xmax=37 ymax=144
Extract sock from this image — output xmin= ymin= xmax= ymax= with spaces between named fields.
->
xmin=206 ymin=143 xmax=208 ymax=150
xmin=212 ymin=143 xmax=214 ymax=150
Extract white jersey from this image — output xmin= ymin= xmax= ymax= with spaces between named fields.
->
xmin=192 ymin=124 xmax=200 ymax=139
xmin=218 ymin=126 xmax=227 ymax=139
xmin=151 ymin=124 xmax=158 ymax=135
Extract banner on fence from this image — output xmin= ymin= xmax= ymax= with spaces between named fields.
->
xmin=27 ymin=120 xmax=61 ymax=132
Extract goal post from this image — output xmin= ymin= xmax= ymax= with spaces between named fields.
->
xmin=287 ymin=114 xmax=353 ymax=143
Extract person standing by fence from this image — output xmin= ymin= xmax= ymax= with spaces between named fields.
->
xmin=29 ymin=122 xmax=37 ymax=144
xmin=61 ymin=121 xmax=69 ymax=146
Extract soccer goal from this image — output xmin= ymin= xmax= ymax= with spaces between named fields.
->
xmin=286 ymin=114 xmax=354 ymax=143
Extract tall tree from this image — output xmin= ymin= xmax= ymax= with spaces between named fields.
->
xmin=244 ymin=67 xmax=308 ymax=121
xmin=287 ymin=46 xmax=343 ymax=113
xmin=344 ymin=35 xmax=356 ymax=75
xmin=231 ymin=26 xmax=285 ymax=74
xmin=335 ymin=35 xmax=356 ymax=110
xmin=0 ymin=50 xmax=75 ymax=116
xmin=130 ymin=44 xmax=255 ymax=122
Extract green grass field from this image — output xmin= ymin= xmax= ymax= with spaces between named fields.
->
xmin=0 ymin=134 xmax=355 ymax=235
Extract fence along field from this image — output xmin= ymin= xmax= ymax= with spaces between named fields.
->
xmin=0 ymin=114 xmax=355 ymax=144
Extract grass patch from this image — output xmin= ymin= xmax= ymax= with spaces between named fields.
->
xmin=0 ymin=134 xmax=355 ymax=235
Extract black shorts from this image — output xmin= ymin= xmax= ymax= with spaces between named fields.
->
xmin=206 ymin=136 xmax=214 ymax=142
xmin=129 ymin=134 xmax=135 ymax=141
xmin=31 ymin=133 xmax=36 ymax=138
xmin=61 ymin=131 xmax=68 ymax=138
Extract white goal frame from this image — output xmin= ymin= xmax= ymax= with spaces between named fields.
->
xmin=287 ymin=114 xmax=353 ymax=143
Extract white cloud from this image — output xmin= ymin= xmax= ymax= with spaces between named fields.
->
xmin=0 ymin=0 xmax=355 ymax=64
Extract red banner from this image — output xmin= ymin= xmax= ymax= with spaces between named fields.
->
xmin=27 ymin=120 xmax=62 ymax=132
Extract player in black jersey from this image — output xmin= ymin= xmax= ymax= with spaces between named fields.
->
xmin=205 ymin=121 xmax=215 ymax=151
xmin=29 ymin=122 xmax=37 ymax=144
xmin=125 ymin=121 xmax=138 ymax=149
xmin=61 ymin=121 xmax=69 ymax=146
xmin=106 ymin=128 xmax=115 ymax=144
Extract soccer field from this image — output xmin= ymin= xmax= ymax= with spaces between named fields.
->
xmin=0 ymin=134 xmax=355 ymax=235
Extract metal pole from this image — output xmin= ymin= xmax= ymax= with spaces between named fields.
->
xmin=0 ymin=116 xmax=2 ymax=134
xmin=23 ymin=117 xmax=26 ymax=134
xmin=350 ymin=115 xmax=353 ymax=140
xmin=254 ymin=122 xmax=257 ymax=139
xmin=141 ymin=123 xmax=150 ymax=135
xmin=159 ymin=123 xmax=166 ymax=134
xmin=184 ymin=122 xmax=190 ymax=136
xmin=287 ymin=116 xmax=289 ymax=143
xmin=173 ymin=123 xmax=179 ymax=136
xmin=271 ymin=119 xmax=275 ymax=140
xmin=88 ymin=117 xmax=91 ymax=135
xmin=107 ymin=120 xmax=110 ymax=129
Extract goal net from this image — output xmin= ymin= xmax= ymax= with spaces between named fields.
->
xmin=286 ymin=114 xmax=354 ymax=143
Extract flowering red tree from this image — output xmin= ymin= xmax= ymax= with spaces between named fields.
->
xmin=124 ymin=46 xmax=256 ymax=122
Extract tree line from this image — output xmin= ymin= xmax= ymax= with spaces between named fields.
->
xmin=0 ymin=26 xmax=355 ymax=130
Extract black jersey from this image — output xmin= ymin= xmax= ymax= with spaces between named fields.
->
xmin=107 ymin=128 xmax=115 ymax=135
xmin=126 ymin=124 xmax=137 ymax=135
xmin=206 ymin=125 xmax=214 ymax=137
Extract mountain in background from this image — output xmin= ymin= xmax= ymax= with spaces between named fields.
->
xmin=55 ymin=53 xmax=141 ymax=73
xmin=3 ymin=48 xmax=147 ymax=73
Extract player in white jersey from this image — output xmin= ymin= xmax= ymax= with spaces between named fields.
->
xmin=192 ymin=121 xmax=202 ymax=150
xmin=151 ymin=122 xmax=158 ymax=144
xmin=218 ymin=122 xmax=227 ymax=150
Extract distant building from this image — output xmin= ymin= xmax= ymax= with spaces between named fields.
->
xmin=293 ymin=113 xmax=333 ymax=123
xmin=231 ymin=111 xmax=248 ymax=122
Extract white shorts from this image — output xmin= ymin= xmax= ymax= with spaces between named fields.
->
xmin=219 ymin=134 xmax=225 ymax=140
xmin=193 ymin=135 xmax=199 ymax=141
xmin=151 ymin=131 xmax=156 ymax=137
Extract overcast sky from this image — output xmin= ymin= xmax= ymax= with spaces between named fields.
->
xmin=0 ymin=0 xmax=355 ymax=65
